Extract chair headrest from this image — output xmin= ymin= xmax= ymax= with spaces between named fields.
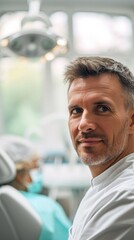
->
xmin=0 ymin=185 xmax=41 ymax=240
xmin=0 ymin=148 xmax=16 ymax=185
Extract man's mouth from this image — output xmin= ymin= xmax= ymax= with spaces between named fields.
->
xmin=78 ymin=137 xmax=103 ymax=146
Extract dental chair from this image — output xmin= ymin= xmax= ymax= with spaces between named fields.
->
xmin=0 ymin=148 xmax=42 ymax=240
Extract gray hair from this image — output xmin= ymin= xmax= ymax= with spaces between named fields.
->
xmin=64 ymin=56 xmax=134 ymax=107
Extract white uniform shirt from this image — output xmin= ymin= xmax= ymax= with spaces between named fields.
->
xmin=69 ymin=153 xmax=134 ymax=240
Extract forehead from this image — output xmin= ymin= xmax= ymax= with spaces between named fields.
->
xmin=68 ymin=73 xmax=125 ymax=101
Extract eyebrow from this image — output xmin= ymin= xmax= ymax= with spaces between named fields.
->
xmin=94 ymin=100 xmax=112 ymax=105
xmin=68 ymin=104 xmax=80 ymax=111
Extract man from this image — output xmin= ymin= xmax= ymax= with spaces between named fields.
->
xmin=64 ymin=56 xmax=134 ymax=240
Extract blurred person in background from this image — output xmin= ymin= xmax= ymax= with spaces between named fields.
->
xmin=0 ymin=135 xmax=71 ymax=240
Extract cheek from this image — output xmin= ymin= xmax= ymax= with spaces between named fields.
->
xmin=27 ymin=175 xmax=33 ymax=183
xmin=69 ymin=120 xmax=78 ymax=141
xmin=107 ymin=118 xmax=129 ymax=142
xmin=23 ymin=174 xmax=32 ymax=184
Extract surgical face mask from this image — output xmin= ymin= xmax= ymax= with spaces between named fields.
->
xmin=27 ymin=168 xmax=44 ymax=193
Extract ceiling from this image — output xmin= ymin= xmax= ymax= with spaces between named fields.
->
xmin=0 ymin=0 xmax=134 ymax=13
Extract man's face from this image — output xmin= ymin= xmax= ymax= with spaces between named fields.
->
xmin=68 ymin=73 xmax=134 ymax=169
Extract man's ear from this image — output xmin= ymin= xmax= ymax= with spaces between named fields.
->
xmin=129 ymin=109 xmax=134 ymax=133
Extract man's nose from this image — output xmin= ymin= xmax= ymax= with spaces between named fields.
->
xmin=78 ymin=112 xmax=97 ymax=132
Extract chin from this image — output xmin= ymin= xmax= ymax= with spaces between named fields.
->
xmin=80 ymin=154 xmax=110 ymax=166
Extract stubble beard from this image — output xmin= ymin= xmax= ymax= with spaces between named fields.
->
xmin=77 ymin=122 xmax=129 ymax=167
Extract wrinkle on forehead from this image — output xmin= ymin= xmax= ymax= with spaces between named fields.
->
xmin=68 ymin=73 xmax=125 ymax=98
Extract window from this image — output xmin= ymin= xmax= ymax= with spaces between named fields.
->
xmin=0 ymin=58 xmax=43 ymax=135
xmin=0 ymin=11 xmax=68 ymax=135
xmin=73 ymin=12 xmax=133 ymax=54
xmin=51 ymin=57 xmax=69 ymax=112
xmin=50 ymin=12 xmax=68 ymax=38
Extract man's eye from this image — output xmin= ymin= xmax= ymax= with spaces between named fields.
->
xmin=97 ymin=105 xmax=110 ymax=113
xmin=71 ymin=107 xmax=82 ymax=115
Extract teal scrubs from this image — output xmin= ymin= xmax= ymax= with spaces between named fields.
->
xmin=21 ymin=191 xmax=71 ymax=240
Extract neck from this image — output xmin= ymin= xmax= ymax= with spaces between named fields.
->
xmin=10 ymin=180 xmax=27 ymax=191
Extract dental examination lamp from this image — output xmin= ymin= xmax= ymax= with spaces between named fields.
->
xmin=0 ymin=0 xmax=68 ymax=60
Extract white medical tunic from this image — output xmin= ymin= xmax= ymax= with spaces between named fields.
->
xmin=69 ymin=153 xmax=134 ymax=240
